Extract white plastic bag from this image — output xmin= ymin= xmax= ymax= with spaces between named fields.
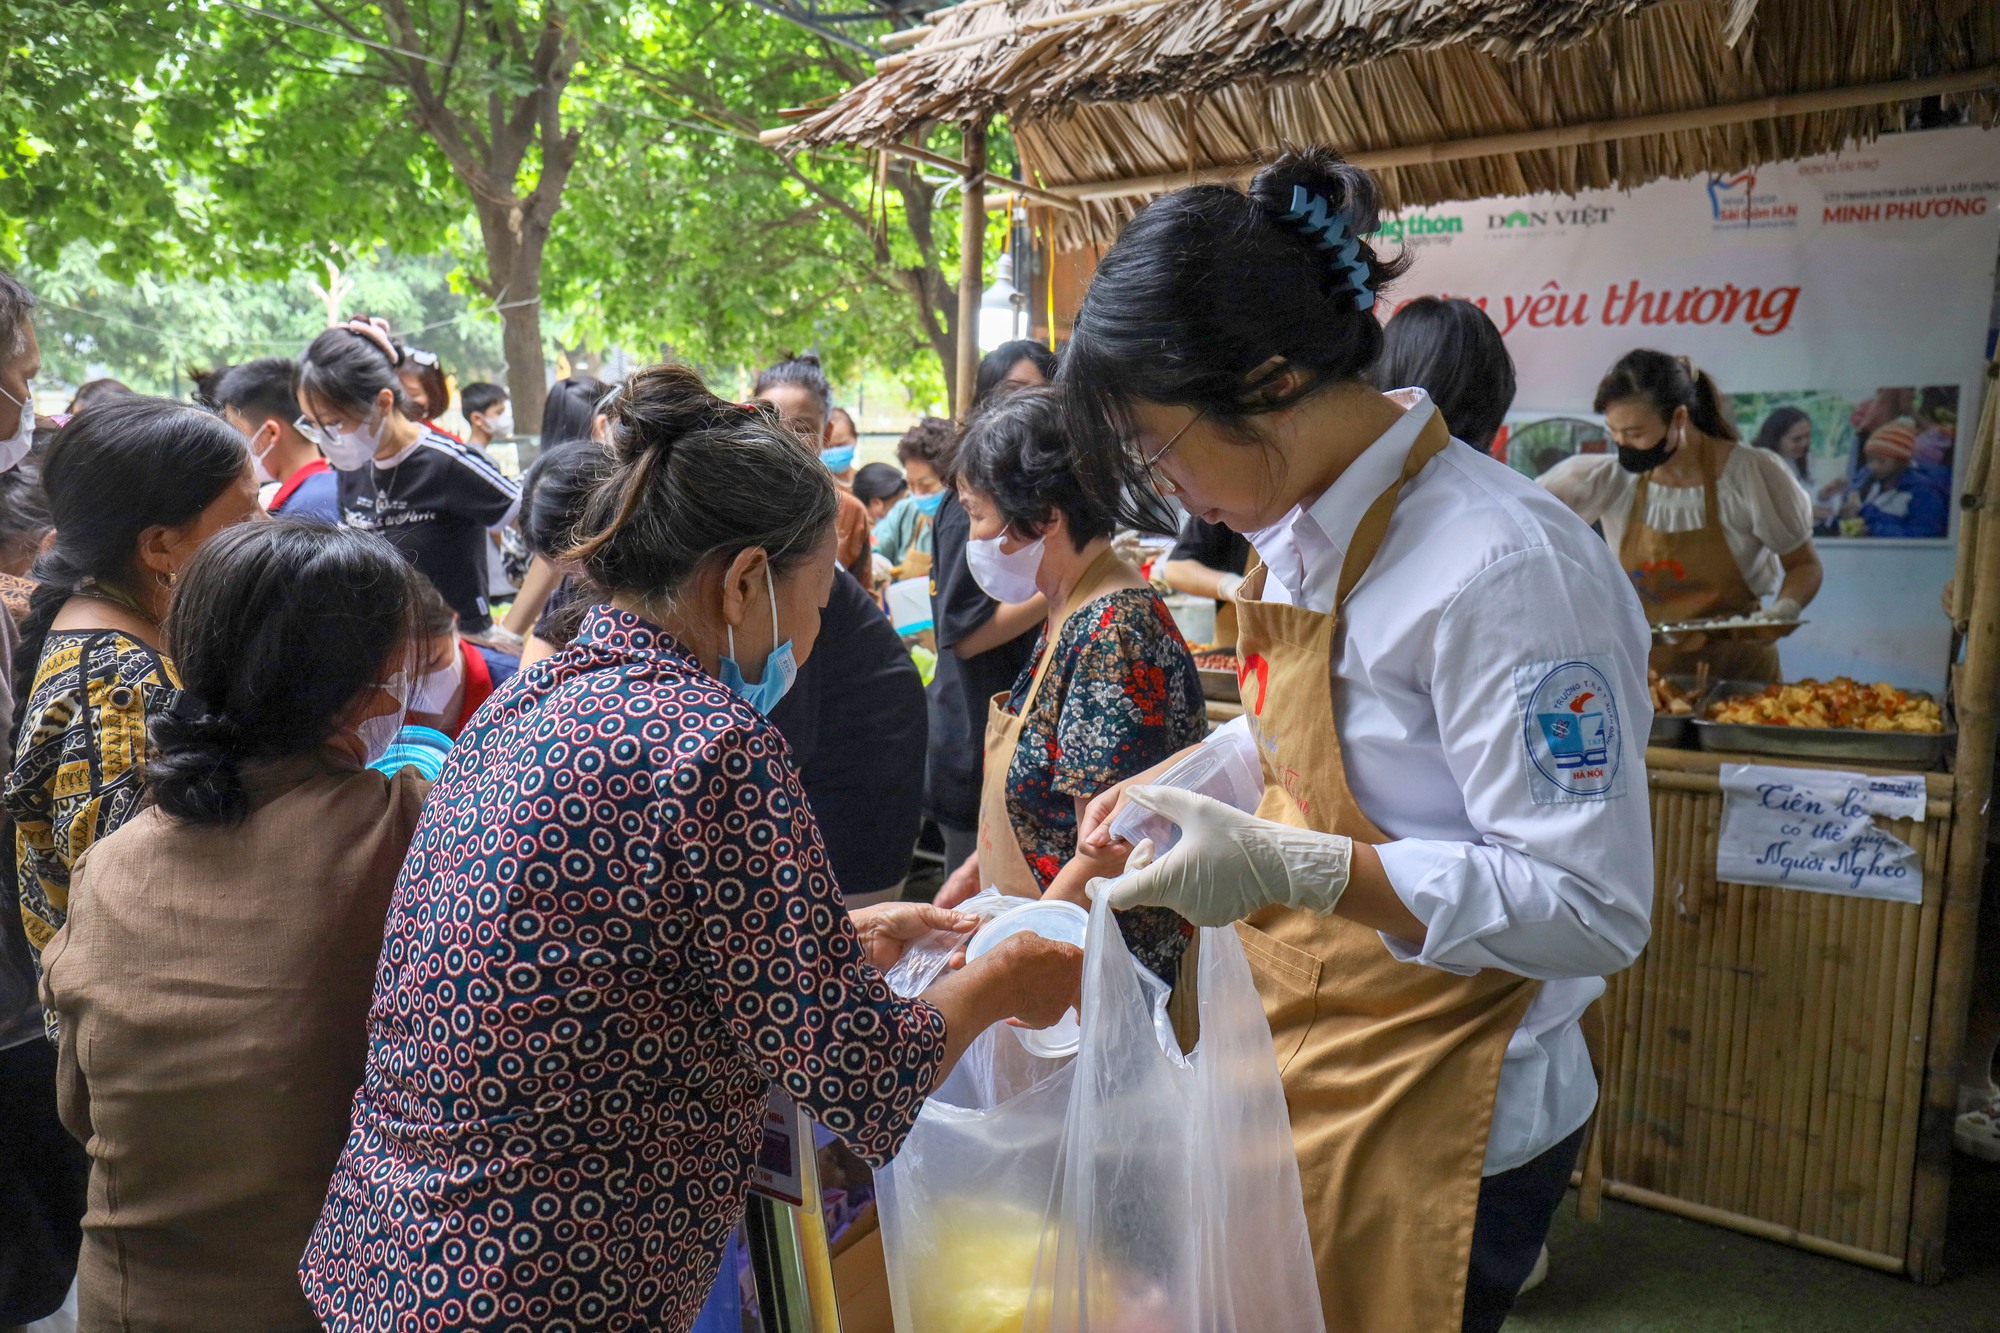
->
xmin=877 ymin=892 xmax=1324 ymax=1333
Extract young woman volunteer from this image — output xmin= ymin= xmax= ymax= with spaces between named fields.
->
xmin=1064 ymin=147 xmax=1656 ymax=1333
xmin=1540 ymin=349 xmax=1822 ymax=681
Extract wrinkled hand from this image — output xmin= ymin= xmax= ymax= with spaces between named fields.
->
xmin=934 ymin=852 xmax=982 ymax=909
xmin=978 ymin=931 xmax=1084 ymax=1029
xmin=1089 ymin=786 xmax=1354 ymax=927
xmin=852 ymin=902 xmax=980 ymax=971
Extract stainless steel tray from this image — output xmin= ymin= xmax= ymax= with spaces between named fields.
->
xmin=1649 ymin=674 xmax=1699 ymax=748
xmin=1197 ymin=666 xmax=1240 ymax=704
xmin=1691 ymin=680 xmax=1952 ymax=766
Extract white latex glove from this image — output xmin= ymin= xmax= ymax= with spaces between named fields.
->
xmin=1111 ymin=531 xmax=1146 ymax=566
xmin=1087 ymin=786 xmax=1353 ymax=927
xmin=1766 ymin=596 xmax=1803 ymax=621
xmin=1215 ymin=572 xmax=1244 ymax=604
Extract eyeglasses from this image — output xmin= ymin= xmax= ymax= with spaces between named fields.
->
xmin=295 ymin=414 xmax=335 ymax=448
xmin=1139 ymin=408 xmax=1205 ymax=495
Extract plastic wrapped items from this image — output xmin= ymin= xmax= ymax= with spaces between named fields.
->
xmin=1108 ymin=734 xmax=1264 ymax=856
xmin=878 ymin=893 xmax=1324 ymax=1333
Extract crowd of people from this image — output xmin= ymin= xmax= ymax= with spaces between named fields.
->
xmin=0 ymin=142 xmax=1696 ymax=1333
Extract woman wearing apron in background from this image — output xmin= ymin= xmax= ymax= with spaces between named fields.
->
xmin=1540 ymin=349 xmax=1822 ymax=683
xmin=1061 ymin=147 xmax=1656 ymax=1332
xmin=938 ymin=386 xmax=1207 ymax=987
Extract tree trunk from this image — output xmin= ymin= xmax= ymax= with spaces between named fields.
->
xmin=473 ymin=198 xmax=551 ymax=431
xmin=499 ymin=297 xmax=547 ymax=434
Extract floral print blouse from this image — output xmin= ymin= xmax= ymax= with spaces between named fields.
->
xmin=301 ymin=605 xmax=947 ymax=1332
xmin=1003 ymin=588 xmax=1207 ymax=980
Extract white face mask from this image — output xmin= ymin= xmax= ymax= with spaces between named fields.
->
xmin=302 ymin=407 xmax=386 ymax=472
xmin=0 ymin=379 xmax=33 ymax=475
xmin=410 ymin=644 xmax=464 ymax=715
xmin=482 ymin=408 xmax=513 ymax=439
xmin=249 ymin=424 xmax=280 ymax=487
xmin=965 ymin=532 xmax=1045 ymax=604
xmin=357 ymin=671 xmax=411 ymax=763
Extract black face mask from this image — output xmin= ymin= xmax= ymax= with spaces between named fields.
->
xmin=1617 ymin=436 xmax=1675 ymax=474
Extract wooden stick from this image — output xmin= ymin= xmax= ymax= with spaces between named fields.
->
xmin=1599 ymin=1181 xmax=1907 ymax=1274
xmin=1027 ymin=66 xmax=2000 ymax=204
xmin=755 ymin=130 xmax=1085 ymax=212
xmin=1909 ymin=351 xmax=2000 ymax=1282
xmin=954 ymin=121 xmax=988 ymax=421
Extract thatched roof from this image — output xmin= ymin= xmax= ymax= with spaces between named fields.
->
xmin=771 ymin=0 xmax=2000 ymax=248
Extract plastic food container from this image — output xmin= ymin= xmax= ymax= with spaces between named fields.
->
xmin=886 ymin=575 xmax=933 ymax=635
xmin=1108 ymin=738 xmax=1264 ymax=856
xmin=967 ymin=899 xmax=1090 ymax=1058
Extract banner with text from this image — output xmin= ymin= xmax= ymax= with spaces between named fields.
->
xmin=1715 ymin=763 xmax=1927 ymax=902
xmin=1384 ymin=125 xmax=2000 ymax=535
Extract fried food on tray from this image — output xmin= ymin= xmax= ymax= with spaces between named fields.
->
xmin=1647 ymin=669 xmax=1698 ymax=717
xmin=1193 ymin=649 xmax=1240 ymax=672
xmin=1705 ymin=677 xmax=1944 ymax=733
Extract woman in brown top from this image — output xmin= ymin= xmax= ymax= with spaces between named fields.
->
xmin=40 ymin=521 xmax=429 ymax=1333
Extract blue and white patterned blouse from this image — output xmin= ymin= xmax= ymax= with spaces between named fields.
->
xmin=302 ymin=604 xmax=946 ymax=1333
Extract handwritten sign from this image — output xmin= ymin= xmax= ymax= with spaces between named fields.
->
xmin=1716 ymin=764 xmax=1926 ymax=903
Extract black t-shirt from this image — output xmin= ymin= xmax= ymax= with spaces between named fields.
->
xmin=769 ymin=569 xmax=927 ymax=897
xmin=338 ymin=427 xmax=520 ymax=631
xmin=924 ymin=490 xmax=1036 ymax=830
xmin=1169 ymin=514 xmax=1252 ymax=577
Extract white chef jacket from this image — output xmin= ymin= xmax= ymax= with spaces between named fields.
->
xmin=1214 ymin=389 xmax=1655 ymax=1174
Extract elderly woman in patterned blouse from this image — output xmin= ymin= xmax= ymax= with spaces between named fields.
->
xmin=934 ymin=386 xmax=1207 ymax=984
xmin=300 ymin=363 xmax=1082 ymax=1333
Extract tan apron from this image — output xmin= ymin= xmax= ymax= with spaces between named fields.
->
xmin=1233 ymin=410 xmax=1541 ymax=1331
xmin=1619 ymin=434 xmax=1781 ymax=682
xmin=976 ymin=547 xmax=1127 ymax=897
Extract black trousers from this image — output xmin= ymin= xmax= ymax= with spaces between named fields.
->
xmin=1461 ymin=1124 xmax=1587 ymax=1333
xmin=0 ymin=1036 xmax=87 ymax=1325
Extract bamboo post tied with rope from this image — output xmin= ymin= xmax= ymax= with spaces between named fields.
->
xmin=953 ymin=120 xmax=988 ymax=420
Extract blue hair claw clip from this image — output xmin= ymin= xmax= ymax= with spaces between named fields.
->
xmin=1279 ymin=184 xmax=1376 ymax=312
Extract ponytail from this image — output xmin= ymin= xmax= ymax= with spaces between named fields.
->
xmin=1594 ymin=349 xmax=1737 ymax=443
xmin=147 ymin=694 xmax=250 ymax=824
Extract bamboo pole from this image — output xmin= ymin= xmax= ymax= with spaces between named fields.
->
xmin=955 ymin=121 xmax=989 ymax=420
xmin=1600 ymin=1181 xmax=1907 ymax=1274
xmin=1009 ymin=66 xmax=2000 ymax=205
xmin=1909 ymin=352 xmax=2000 ymax=1282
xmin=1890 ymin=826 xmax=1950 ymax=1260
xmin=1949 ymin=362 xmax=1998 ymax=628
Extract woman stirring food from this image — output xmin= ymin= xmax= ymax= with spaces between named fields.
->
xmin=1062 ymin=147 xmax=1655 ymax=1333
xmin=1540 ymin=349 xmax=1822 ymax=682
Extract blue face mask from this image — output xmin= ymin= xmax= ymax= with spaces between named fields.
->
xmin=718 ymin=563 xmax=799 ymax=715
xmin=911 ymin=490 xmax=946 ymax=517
xmin=820 ymin=444 xmax=856 ymax=475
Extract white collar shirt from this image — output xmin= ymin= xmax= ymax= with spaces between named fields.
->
xmin=1218 ymin=388 xmax=1656 ymax=1173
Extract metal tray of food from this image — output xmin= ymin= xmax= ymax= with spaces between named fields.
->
xmin=1652 ymin=614 xmax=1805 ymax=641
xmin=1691 ymin=680 xmax=1953 ymax=766
xmin=1192 ymin=648 xmax=1240 ymax=704
xmin=1648 ymin=674 xmax=1701 ymax=748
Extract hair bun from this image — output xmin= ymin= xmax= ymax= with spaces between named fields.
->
xmin=1248 ymin=146 xmax=1406 ymax=307
xmin=604 ymin=363 xmax=741 ymax=463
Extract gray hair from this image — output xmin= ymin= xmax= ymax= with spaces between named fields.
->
xmin=0 ymin=270 xmax=36 ymax=360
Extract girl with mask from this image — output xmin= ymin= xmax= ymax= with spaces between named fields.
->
xmin=301 ymin=362 xmax=1083 ymax=1333
xmin=1062 ymin=147 xmax=1654 ymax=1333
xmin=871 ymin=416 xmax=952 ymax=577
xmin=1540 ymin=349 xmax=1821 ymax=681
xmin=39 ymin=521 xmax=429 ymax=1333
xmin=752 ymin=354 xmax=874 ymax=582
xmin=296 ymin=319 xmax=519 ymax=634
xmin=6 ymin=397 xmax=260 ymax=969
xmin=935 ymin=386 xmax=1206 ymax=984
